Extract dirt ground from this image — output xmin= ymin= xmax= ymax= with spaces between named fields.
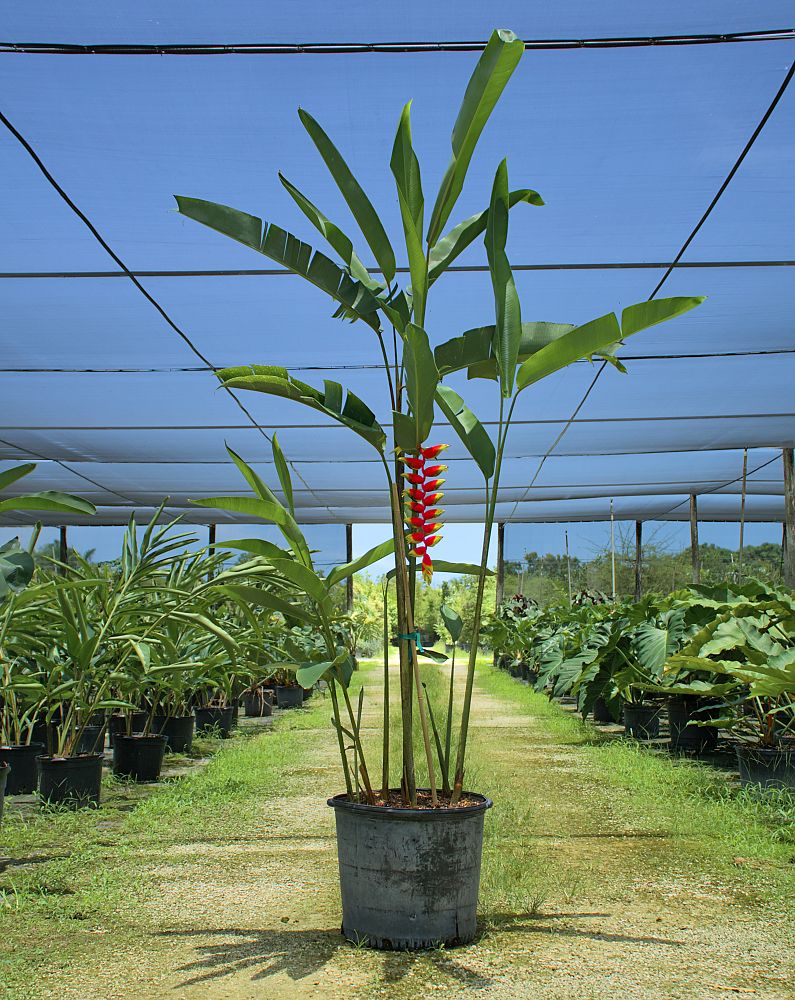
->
xmin=9 ymin=666 xmax=795 ymax=1000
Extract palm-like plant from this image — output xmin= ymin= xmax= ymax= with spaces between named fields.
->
xmin=176 ymin=28 xmax=703 ymax=806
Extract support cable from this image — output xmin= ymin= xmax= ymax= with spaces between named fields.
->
xmin=507 ymin=56 xmax=795 ymax=520
xmin=0 ymin=107 xmax=337 ymax=520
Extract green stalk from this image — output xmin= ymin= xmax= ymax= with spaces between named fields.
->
xmin=442 ymin=642 xmax=456 ymax=793
xmin=328 ymin=679 xmax=354 ymax=798
xmin=452 ymin=394 xmax=514 ymax=803
xmin=381 ymin=578 xmax=390 ymax=799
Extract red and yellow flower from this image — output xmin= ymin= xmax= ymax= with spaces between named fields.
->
xmin=400 ymin=443 xmax=448 ymax=583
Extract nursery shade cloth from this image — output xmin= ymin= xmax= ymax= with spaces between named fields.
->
xmin=0 ymin=2 xmax=793 ymax=525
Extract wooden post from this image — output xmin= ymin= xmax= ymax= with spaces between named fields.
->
xmin=634 ymin=521 xmax=643 ymax=602
xmin=689 ymin=494 xmax=700 ymax=585
xmin=345 ymin=523 xmax=354 ymax=613
xmin=208 ymin=523 xmax=216 ymax=550
xmin=58 ymin=525 xmax=68 ymax=574
xmin=495 ymin=522 xmax=505 ymax=609
xmin=738 ymin=448 xmax=748 ymax=582
xmin=783 ymin=448 xmax=795 ymax=587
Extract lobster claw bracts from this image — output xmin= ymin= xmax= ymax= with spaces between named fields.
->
xmin=399 ymin=444 xmax=448 ymax=583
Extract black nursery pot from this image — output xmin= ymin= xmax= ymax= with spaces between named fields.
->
xmin=0 ymin=764 xmax=8 ymax=823
xmin=194 ymin=705 xmax=234 ymax=737
xmin=592 ymin=697 xmax=613 ymax=724
xmin=668 ymin=696 xmax=719 ymax=753
xmin=735 ymin=745 xmax=795 ymax=790
xmin=623 ymin=702 xmax=662 ymax=740
xmin=108 ymin=712 xmax=148 ymax=747
xmin=243 ymin=691 xmax=273 ymax=717
xmin=153 ymin=715 xmax=195 ymax=754
xmin=276 ymin=686 xmax=304 ymax=709
xmin=328 ymin=792 xmax=492 ymax=950
xmin=37 ymin=754 xmax=103 ymax=807
xmin=1 ymin=742 xmax=46 ymax=795
xmin=76 ymin=723 xmax=106 ymax=755
xmin=112 ymin=734 xmax=167 ymax=782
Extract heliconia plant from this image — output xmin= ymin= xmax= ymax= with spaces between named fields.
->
xmin=176 ymin=27 xmax=704 ymax=808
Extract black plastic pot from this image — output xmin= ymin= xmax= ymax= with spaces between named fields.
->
xmin=112 ymin=734 xmax=167 ymax=782
xmin=0 ymin=764 xmax=8 ymax=823
xmin=1 ymin=742 xmax=46 ymax=795
xmin=328 ymin=791 xmax=492 ymax=950
xmin=302 ymin=686 xmax=314 ymax=701
xmin=243 ymin=691 xmax=273 ymax=717
xmin=37 ymin=754 xmax=103 ymax=807
xmin=276 ymin=686 xmax=303 ymax=709
xmin=735 ymin=745 xmax=795 ymax=790
xmin=108 ymin=712 xmax=148 ymax=747
xmin=592 ymin=697 xmax=613 ymax=724
xmin=623 ymin=702 xmax=662 ymax=740
xmin=76 ymin=723 xmax=106 ymax=755
xmin=153 ymin=715 xmax=195 ymax=754
xmin=668 ymin=696 xmax=719 ymax=753
xmin=194 ymin=705 xmax=234 ymax=737
xmin=230 ymin=699 xmax=240 ymax=724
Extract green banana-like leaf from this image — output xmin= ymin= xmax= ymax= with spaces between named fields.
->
xmin=191 ymin=495 xmax=310 ymax=568
xmin=435 ymin=321 xmax=577 ymax=379
xmin=268 ymin=557 xmax=328 ymax=606
xmin=295 ymin=659 xmax=334 ymax=689
xmin=217 ymin=583 xmax=315 ymax=624
xmin=277 ymin=172 xmax=378 ymax=289
xmin=417 ymin=647 xmax=448 ymax=663
xmin=0 ymin=463 xmax=35 ymax=492
xmin=440 ymin=603 xmax=463 ymax=642
xmin=435 ymin=384 xmax=495 ymax=480
xmin=516 ymin=312 xmax=621 ymax=391
xmin=403 ymin=324 xmax=439 ymax=447
xmin=485 ymin=159 xmax=522 ymax=397
xmin=0 ymin=492 xmax=96 ymax=516
xmin=386 ymin=559 xmax=492 ymax=581
xmin=622 ymin=297 xmax=706 ymax=337
xmin=392 ymin=411 xmax=418 ymax=452
xmin=391 ymin=102 xmax=427 ymax=324
xmin=298 ymin=108 xmax=396 ymax=283
xmin=469 ymin=322 xmax=578 ymax=379
xmin=169 ymin=611 xmax=237 ymax=657
xmin=215 ymin=538 xmax=294 ymax=561
xmin=217 ymin=366 xmax=387 ymax=453
xmin=427 ymin=28 xmax=524 ymax=245
xmin=0 ymin=539 xmax=35 ymax=598
xmin=271 ymin=434 xmax=295 ymax=516
xmin=174 ymin=195 xmax=382 ymax=330
xmin=428 ymin=189 xmax=543 ymax=284
xmin=326 ymin=537 xmax=395 ymax=589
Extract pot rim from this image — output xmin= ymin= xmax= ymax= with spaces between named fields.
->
xmin=114 ymin=733 xmax=168 ymax=743
xmin=327 ymin=789 xmax=493 ymax=819
xmin=0 ymin=741 xmax=46 ymax=752
xmin=36 ymin=753 xmax=104 ymax=765
xmin=735 ymin=744 xmax=795 ymax=757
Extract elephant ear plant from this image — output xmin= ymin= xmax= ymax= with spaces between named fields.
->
xmin=177 ymin=27 xmax=703 ymax=948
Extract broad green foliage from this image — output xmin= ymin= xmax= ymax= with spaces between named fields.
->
xmin=487 ymin=580 xmax=795 ymax=744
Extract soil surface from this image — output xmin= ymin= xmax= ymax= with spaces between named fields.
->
xmin=8 ymin=667 xmax=795 ymax=1000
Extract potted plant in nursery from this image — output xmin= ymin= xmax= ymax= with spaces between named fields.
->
xmin=663 ymin=596 xmax=795 ymax=788
xmin=177 ymin=27 xmax=703 ymax=948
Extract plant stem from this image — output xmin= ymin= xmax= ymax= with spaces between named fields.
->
xmin=381 ymin=578 xmax=390 ymax=799
xmin=443 ymin=642 xmax=456 ymax=793
xmin=411 ymin=644 xmax=438 ymax=805
xmin=329 ymin=679 xmax=354 ymax=798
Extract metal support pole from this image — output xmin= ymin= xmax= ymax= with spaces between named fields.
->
xmin=208 ymin=523 xmax=216 ymax=550
xmin=634 ymin=521 xmax=643 ymax=602
xmin=738 ymin=448 xmax=748 ymax=582
xmin=690 ymin=494 xmax=701 ymax=585
xmin=609 ymin=499 xmax=616 ymax=600
xmin=58 ymin=525 xmax=68 ymax=573
xmin=345 ymin=523 xmax=354 ymax=613
xmin=495 ymin=522 xmax=505 ymax=609
xmin=783 ymin=448 xmax=795 ymax=587
xmin=565 ymin=529 xmax=573 ymax=605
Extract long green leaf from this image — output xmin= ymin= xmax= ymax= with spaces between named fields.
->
xmin=435 ymin=384 xmax=495 ymax=480
xmin=326 ymin=537 xmax=395 ymax=589
xmin=485 ymin=159 xmax=522 ymax=396
xmin=428 ymin=189 xmax=543 ymax=283
xmin=622 ymin=297 xmax=706 ymax=337
xmin=277 ymin=173 xmax=377 ymax=288
xmin=516 ymin=313 xmax=621 ymax=391
xmin=0 ymin=492 xmax=96 ymax=516
xmin=268 ymin=557 xmax=327 ymax=606
xmin=217 ymin=583 xmax=315 ymax=624
xmin=174 ymin=195 xmax=382 ymax=331
xmin=390 ymin=101 xmax=427 ymax=324
xmin=298 ymin=108 xmax=396 ymax=283
xmin=271 ymin=434 xmax=295 ymax=516
xmin=427 ymin=28 xmax=524 ymax=245
xmin=215 ymin=538 xmax=293 ymax=561
xmin=403 ymin=323 xmax=439 ymax=447
xmin=0 ymin=463 xmax=35 ymax=492
xmin=440 ymin=603 xmax=463 ymax=642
